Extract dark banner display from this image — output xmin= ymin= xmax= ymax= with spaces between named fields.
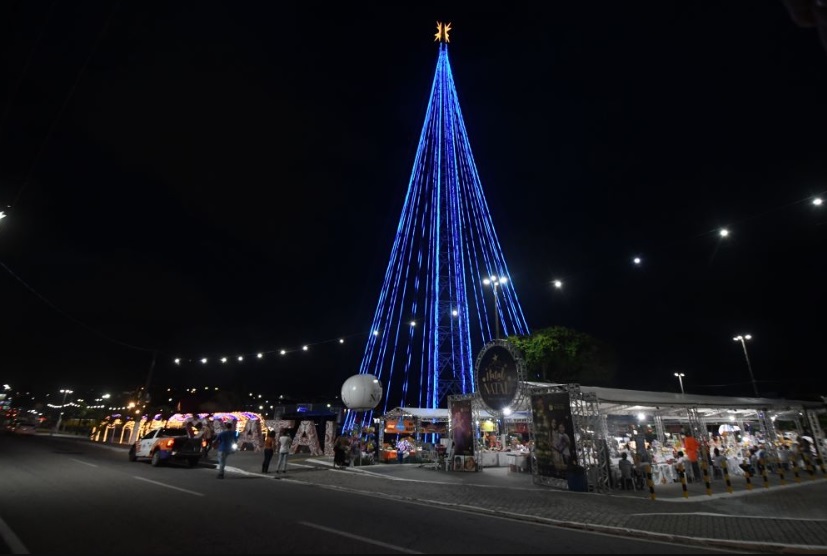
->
xmin=450 ymin=398 xmax=476 ymax=471
xmin=530 ymin=392 xmax=576 ymax=479
xmin=476 ymin=343 xmax=519 ymax=411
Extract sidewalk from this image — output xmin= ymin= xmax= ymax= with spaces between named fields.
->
xmin=222 ymin=451 xmax=827 ymax=554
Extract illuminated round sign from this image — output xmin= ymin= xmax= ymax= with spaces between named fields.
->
xmin=474 ymin=339 xmax=526 ymax=412
xmin=341 ymin=374 xmax=383 ymax=410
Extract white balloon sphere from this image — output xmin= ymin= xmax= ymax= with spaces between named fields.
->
xmin=341 ymin=374 xmax=383 ymax=410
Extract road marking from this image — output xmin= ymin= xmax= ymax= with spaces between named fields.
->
xmin=0 ymin=515 xmax=29 ymax=554
xmin=69 ymin=458 xmax=97 ymax=467
xmin=298 ymin=521 xmax=422 ymax=554
xmin=133 ymin=476 xmax=205 ymax=496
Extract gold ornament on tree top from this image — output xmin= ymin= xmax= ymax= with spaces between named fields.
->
xmin=434 ymin=21 xmax=451 ymax=43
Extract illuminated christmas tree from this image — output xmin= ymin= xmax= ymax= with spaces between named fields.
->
xmin=345 ymin=23 xmax=529 ymax=429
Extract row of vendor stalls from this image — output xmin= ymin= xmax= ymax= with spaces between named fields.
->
xmin=375 ymin=381 xmax=826 ymax=493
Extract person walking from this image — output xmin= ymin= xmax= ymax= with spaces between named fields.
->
xmin=262 ymin=429 xmax=276 ymax=473
xmin=215 ymin=421 xmax=238 ymax=479
xmin=275 ymin=430 xmax=292 ymax=474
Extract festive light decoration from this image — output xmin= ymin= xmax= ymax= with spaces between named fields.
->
xmin=434 ymin=21 xmax=451 ymax=43
xmin=344 ymin=28 xmax=530 ymax=432
xmin=171 ymin=336 xmax=351 ymax=366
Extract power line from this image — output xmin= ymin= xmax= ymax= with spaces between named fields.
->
xmin=10 ymin=1 xmax=120 ymax=209
xmin=0 ymin=258 xmax=157 ymax=353
xmin=0 ymin=0 xmax=58 ymax=136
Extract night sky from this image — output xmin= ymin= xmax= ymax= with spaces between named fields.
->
xmin=1 ymin=3 xmax=825 ymax=403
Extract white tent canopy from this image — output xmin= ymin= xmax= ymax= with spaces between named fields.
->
xmin=383 ymin=384 xmax=822 ymax=424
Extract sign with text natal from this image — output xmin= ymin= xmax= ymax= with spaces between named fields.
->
xmin=474 ymin=340 xmax=525 ymax=412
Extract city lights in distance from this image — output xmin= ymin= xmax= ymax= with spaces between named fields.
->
xmin=174 ymin=358 xmax=181 ymax=365
xmin=302 ymin=345 xmax=308 ymax=351
xmin=220 ymin=357 xmax=227 ymax=363
xmin=280 ymin=349 xmax=286 ymax=355
xmin=201 ymin=358 xmax=208 ymax=364
xmin=257 ymin=353 xmax=263 ymax=359
xmin=237 ymin=356 xmax=243 ymax=362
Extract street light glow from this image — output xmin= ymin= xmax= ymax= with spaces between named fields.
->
xmin=484 ymin=275 xmax=507 ymax=340
xmin=483 ymin=275 xmax=507 ymax=286
xmin=814 ymin=197 xmax=823 ymax=206
xmin=633 ymin=257 xmax=642 ymax=265
xmin=733 ymin=333 xmax=759 ymax=397
xmin=719 ymin=228 xmax=729 ymax=237
xmin=553 ymin=279 xmax=563 ymax=289
xmin=674 ymin=372 xmax=685 ymax=394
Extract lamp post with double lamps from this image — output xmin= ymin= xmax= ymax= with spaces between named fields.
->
xmin=674 ymin=372 xmax=686 ymax=395
xmin=482 ymin=275 xmax=507 ymax=340
xmin=733 ymin=334 xmax=760 ymax=397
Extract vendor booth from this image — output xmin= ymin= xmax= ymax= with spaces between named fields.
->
xmin=379 ymin=381 xmax=825 ymax=492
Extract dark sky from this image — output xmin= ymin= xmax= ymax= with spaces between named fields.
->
xmin=1 ymin=3 xmax=826 ymax=402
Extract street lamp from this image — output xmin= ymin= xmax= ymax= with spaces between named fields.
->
xmin=483 ymin=275 xmax=507 ymax=340
xmin=674 ymin=372 xmax=685 ymax=395
xmin=55 ymin=389 xmax=73 ymax=433
xmin=733 ymin=334 xmax=760 ymax=397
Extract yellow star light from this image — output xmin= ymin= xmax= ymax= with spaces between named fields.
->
xmin=434 ymin=21 xmax=451 ymax=43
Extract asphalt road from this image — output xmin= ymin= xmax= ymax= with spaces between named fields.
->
xmin=0 ymin=433 xmax=739 ymax=554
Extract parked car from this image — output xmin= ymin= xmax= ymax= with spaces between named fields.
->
xmin=128 ymin=427 xmax=202 ymax=467
xmin=10 ymin=420 xmax=37 ymax=436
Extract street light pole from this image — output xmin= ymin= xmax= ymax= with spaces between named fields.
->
xmin=55 ymin=388 xmax=73 ymax=433
xmin=674 ymin=372 xmax=685 ymax=395
xmin=483 ymin=275 xmax=507 ymax=340
xmin=733 ymin=334 xmax=760 ymax=397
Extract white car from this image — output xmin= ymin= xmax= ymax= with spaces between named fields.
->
xmin=128 ymin=427 xmax=203 ymax=467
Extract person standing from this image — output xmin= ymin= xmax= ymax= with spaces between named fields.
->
xmin=333 ymin=434 xmax=350 ymax=468
xmin=554 ymin=423 xmax=571 ymax=467
xmin=201 ymin=420 xmax=215 ymax=460
xmin=683 ymin=431 xmax=701 ymax=482
xmin=262 ymin=430 xmax=276 ymax=473
xmin=275 ymin=430 xmax=292 ymax=474
xmin=215 ymin=421 xmax=238 ymax=479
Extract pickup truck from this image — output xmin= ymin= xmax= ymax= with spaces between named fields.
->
xmin=128 ymin=427 xmax=203 ymax=467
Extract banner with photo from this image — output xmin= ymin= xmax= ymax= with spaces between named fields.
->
xmin=530 ymin=391 xmax=576 ymax=479
xmin=449 ymin=398 xmax=475 ymax=471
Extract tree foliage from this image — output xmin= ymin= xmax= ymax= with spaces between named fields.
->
xmin=507 ymin=326 xmax=617 ymax=386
